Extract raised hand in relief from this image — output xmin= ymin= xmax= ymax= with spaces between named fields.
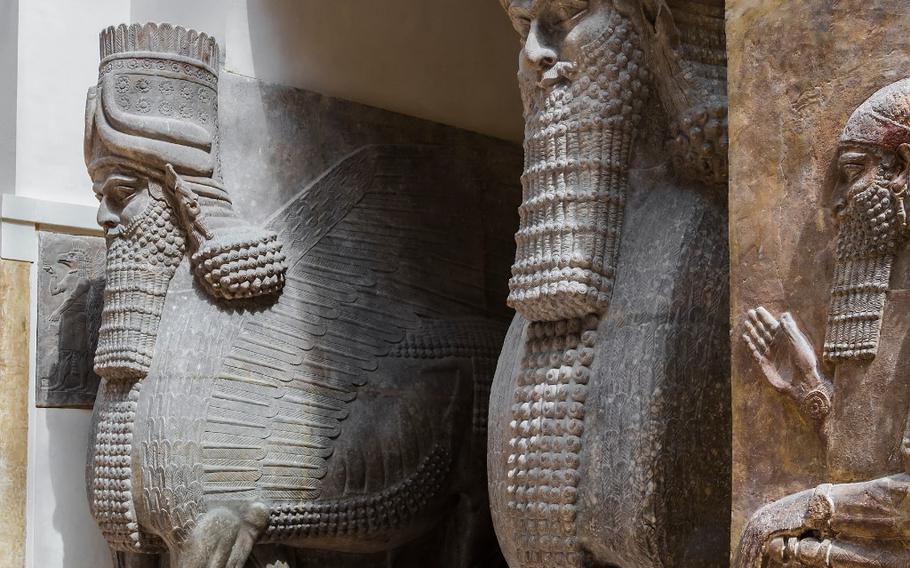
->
xmin=742 ymin=307 xmax=833 ymax=422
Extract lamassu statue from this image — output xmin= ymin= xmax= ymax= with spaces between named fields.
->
xmin=736 ymin=79 xmax=910 ymax=567
xmin=487 ymin=1 xmax=730 ymax=567
xmin=84 ymin=23 xmax=509 ymax=567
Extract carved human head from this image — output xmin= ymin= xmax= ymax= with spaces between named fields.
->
xmin=85 ymin=23 xmax=287 ymax=301
xmin=835 ymin=79 xmax=910 ymax=238
xmin=500 ymin=0 xmax=648 ymax=322
xmin=84 ymin=24 xmax=288 ymax=379
xmin=504 ymin=1 xmax=626 ymax=86
xmin=823 ymin=79 xmax=910 ymax=362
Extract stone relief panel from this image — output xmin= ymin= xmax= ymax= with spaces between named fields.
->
xmin=82 ymin=23 xmax=520 ymax=568
xmin=729 ymin=2 xmax=910 ymax=567
xmin=36 ymin=231 xmax=105 ymax=408
xmin=488 ymin=1 xmax=730 ymax=567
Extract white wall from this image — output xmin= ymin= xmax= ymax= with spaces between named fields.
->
xmin=8 ymin=2 xmax=523 ymax=566
xmin=0 ymin=0 xmax=18 ymax=195
xmin=14 ymin=0 xmax=130 ymax=208
xmin=26 ymin=364 xmax=113 ymax=568
xmin=131 ymin=0 xmax=523 ymax=141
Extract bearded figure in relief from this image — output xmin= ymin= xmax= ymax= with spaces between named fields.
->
xmin=737 ymin=79 xmax=910 ymax=568
xmin=488 ymin=1 xmax=731 ymax=567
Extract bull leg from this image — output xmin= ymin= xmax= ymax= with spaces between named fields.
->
xmin=173 ymin=502 xmax=269 ymax=568
xmin=436 ymin=490 xmax=500 ymax=568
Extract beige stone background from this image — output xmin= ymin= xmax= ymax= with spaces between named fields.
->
xmin=727 ymin=0 xmax=910 ymax=546
xmin=0 ymin=260 xmax=30 ymax=566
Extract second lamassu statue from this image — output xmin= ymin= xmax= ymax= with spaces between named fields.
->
xmin=487 ymin=1 xmax=731 ymax=567
xmin=81 ymin=22 xmax=521 ymax=567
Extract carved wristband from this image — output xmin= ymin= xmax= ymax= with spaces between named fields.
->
xmin=800 ymin=382 xmax=834 ymax=421
xmin=803 ymin=483 xmax=835 ymax=534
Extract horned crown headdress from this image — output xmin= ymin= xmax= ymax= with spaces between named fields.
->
xmin=85 ymin=23 xmax=287 ymax=300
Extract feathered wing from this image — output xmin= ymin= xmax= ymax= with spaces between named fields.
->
xmin=199 ymin=145 xmax=502 ymax=506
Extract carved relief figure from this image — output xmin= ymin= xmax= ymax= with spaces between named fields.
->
xmin=84 ymin=23 xmax=508 ymax=567
xmin=37 ymin=234 xmax=105 ymax=407
xmin=736 ymin=79 xmax=910 ymax=567
xmin=47 ymin=249 xmax=93 ymax=390
xmin=488 ymin=1 xmax=730 ymax=567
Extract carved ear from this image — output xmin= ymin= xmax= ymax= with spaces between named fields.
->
xmin=164 ymin=163 xmax=212 ymax=250
xmin=895 ymin=143 xmax=910 ymax=189
xmin=891 ymin=143 xmax=910 ymax=233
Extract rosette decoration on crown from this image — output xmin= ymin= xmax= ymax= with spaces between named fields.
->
xmin=85 ymin=23 xmax=287 ymax=301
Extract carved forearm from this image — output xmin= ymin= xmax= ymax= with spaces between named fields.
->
xmin=732 ymin=489 xmax=815 ymax=568
xmin=49 ymin=296 xmax=74 ymax=321
xmin=738 ymin=476 xmax=910 ymax=568
xmin=802 ymin=475 xmax=910 ymax=542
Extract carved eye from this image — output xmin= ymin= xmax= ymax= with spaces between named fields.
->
xmin=554 ymin=0 xmax=589 ymax=28
xmin=100 ymin=173 xmax=141 ymax=205
xmin=112 ymin=185 xmax=138 ymax=203
xmin=105 ymin=183 xmax=139 ymax=205
xmin=510 ymin=14 xmax=532 ymax=37
xmin=840 ymin=163 xmax=864 ymax=183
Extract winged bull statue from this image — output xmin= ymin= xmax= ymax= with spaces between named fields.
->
xmin=83 ymin=23 xmax=508 ymax=568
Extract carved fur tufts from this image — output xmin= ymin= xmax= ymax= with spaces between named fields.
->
xmin=191 ymin=227 xmax=288 ymax=300
xmin=508 ymin=314 xmax=600 ymax=567
xmin=262 ymin=445 xmax=452 ymax=541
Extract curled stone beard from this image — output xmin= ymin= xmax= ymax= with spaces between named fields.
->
xmin=95 ymin=195 xmax=186 ymax=380
xmin=505 ymin=9 xmax=646 ymax=568
xmin=824 ymin=177 xmax=906 ymax=362
xmin=508 ymin=11 xmax=648 ymax=322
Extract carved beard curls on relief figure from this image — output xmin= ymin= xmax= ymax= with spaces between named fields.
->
xmin=487 ymin=1 xmax=731 ymax=568
xmin=84 ymin=22 xmax=513 ymax=568
xmin=736 ymin=79 xmax=910 ymax=568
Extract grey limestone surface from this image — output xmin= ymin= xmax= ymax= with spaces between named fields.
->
xmin=36 ymin=231 xmax=105 ymax=408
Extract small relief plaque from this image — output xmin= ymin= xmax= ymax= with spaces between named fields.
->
xmin=36 ymin=231 xmax=105 ymax=408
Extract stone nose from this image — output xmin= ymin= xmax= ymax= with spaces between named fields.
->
xmin=523 ymin=21 xmax=558 ymax=72
xmin=97 ymin=197 xmax=120 ymax=230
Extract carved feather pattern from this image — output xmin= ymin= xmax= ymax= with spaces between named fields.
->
xmin=141 ymin=378 xmax=208 ymax=545
xmin=203 ymin=145 xmax=493 ymax=506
